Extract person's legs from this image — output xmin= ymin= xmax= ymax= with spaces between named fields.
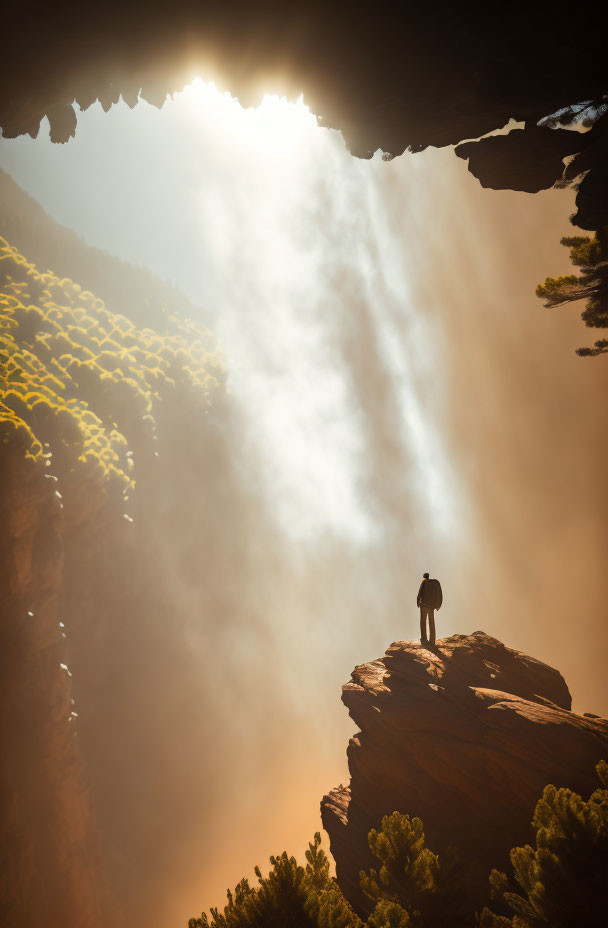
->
xmin=429 ymin=609 xmax=436 ymax=646
xmin=420 ymin=607 xmax=427 ymax=642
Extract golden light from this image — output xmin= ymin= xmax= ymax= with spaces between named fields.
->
xmin=179 ymin=78 xmax=318 ymax=156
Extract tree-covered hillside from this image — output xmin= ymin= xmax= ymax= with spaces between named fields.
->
xmin=0 ymin=227 xmax=225 ymax=927
xmin=0 ymin=233 xmax=223 ymax=489
xmin=0 ymin=167 xmax=214 ymax=330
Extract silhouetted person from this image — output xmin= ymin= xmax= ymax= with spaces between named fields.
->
xmin=417 ymin=572 xmax=442 ymax=646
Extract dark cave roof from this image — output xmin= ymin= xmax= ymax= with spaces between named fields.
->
xmin=2 ymin=1 xmax=607 ymax=229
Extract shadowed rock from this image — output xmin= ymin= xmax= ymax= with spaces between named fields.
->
xmin=0 ymin=3 xmax=606 ymax=231
xmin=321 ymin=631 xmax=608 ymax=914
xmin=455 ymin=125 xmax=583 ymax=194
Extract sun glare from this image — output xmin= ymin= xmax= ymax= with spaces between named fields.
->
xmin=179 ymin=79 xmax=318 ymax=155
xmin=0 ymin=78 xmax=461 ymax=546
xmin=170 ymin=78 xmax=459 ymax=545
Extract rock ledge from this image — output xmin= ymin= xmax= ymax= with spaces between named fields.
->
xmin=321 ymin=632 xmax=608 ymax=912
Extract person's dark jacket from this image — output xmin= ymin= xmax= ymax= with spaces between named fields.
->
xmin=417 ymin=578 xmax=442 ymax=609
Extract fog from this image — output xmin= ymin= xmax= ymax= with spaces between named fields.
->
xmin=1 ymin=83 xmax=607 ymax=926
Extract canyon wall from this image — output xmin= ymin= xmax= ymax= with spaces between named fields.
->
xmin=0 ymin=231 xmax=223 ymax=925
xmin=0 ymin=446 xmax=117 ymax=926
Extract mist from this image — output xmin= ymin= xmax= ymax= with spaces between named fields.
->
xmin=1 ymin=83 xmax=606 ymax=927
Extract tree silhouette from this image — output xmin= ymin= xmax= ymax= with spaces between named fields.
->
xmin=360 ymin=812 xmax=471 ymax=928
xmin=188 ymin=834 xmax=359 ymax=928
xmin=479 ymin=760 xmax=608 ymax=927
xmin=536 ymin=229 xmax=608 ymax=356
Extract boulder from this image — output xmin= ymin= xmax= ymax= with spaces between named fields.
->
xmin=321 ymin=632 xmax=608 ymax=913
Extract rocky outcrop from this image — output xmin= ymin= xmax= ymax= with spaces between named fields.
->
xmin=455 ymin=115 xmax=608 ymax=233
xmin=321 ymin=632 xmax=608 ymax=914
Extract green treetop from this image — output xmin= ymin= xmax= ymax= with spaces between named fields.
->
xmin=536 ymin=228 xmax=608 ymax=356
xmin=359 ymin=812 xmax=471 ymax=928
xmin=479 ymin=760 xmax=608 ymax=927
xmin=188 ymin=834 xmax=360 ymax=928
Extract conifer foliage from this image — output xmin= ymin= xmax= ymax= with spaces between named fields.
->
xmin=188 ymin=834 xmax=361 ymax=928
xmin=536 ymin=228 xmax=608 ymax=355
xmin=360 ymin=812 xmax=471 ymax=928
xmin=0 ymin=235 xmax=223 ymax=489
xmin=479 ymin=761 xmax=608 ymax=927
xmin=189 ymin=762 xmax=608 ymax=927
xmin=360 ymin=813 xmax=436 ymax=926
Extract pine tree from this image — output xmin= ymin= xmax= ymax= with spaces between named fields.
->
xmin=360 ymin=812 xmax=437 ymax=921
xmin=188 ymin=853 xmax=313 ymax=928
xmin=366 ymin=899 xmax=411 ymax=928
xmin=359 ymin=812 xmax=471 ymax=928
xmin=188 ymin=833 xmax=359 ymax=928
xmin=536 ymin=228 xmax=608 ymax=355
xmin=479 ymin=760 xmax=608 ymax=928
xmin=304 ymin=833 xmax=363 ymax=928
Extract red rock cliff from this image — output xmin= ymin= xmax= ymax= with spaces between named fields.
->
xmin=0 ymin=448 xmax=118 ymax=927
xmin=321 ymin=632 xmax=608 ymax=913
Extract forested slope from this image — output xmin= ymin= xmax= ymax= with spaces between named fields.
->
xmin=0 ymin=167 xmax=213 ymax=330
xmin=0 ymin=218 xmax=223 ymax=927
xmin=0 ymin=233 xmax=221 ymax=481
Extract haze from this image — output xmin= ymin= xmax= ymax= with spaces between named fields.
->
xmin=1 ymin=82 xmax=606 ymax=927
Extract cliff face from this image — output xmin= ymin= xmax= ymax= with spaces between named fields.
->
xmin=321 ymin=632 xmax=608 ymax=913
xmin=0 ymin=448 xmax=116 ymax=928
xmin=0 ymin=231 xmax=223 ymax=925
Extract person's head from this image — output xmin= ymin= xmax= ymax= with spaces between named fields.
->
xmin=423 ymin=572 xmax=429 ymax=579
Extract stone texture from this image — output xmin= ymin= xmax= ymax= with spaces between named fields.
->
xmin=321 ymin=632 xmax=608 ymax=914
xmin=0 ymin=447 xmax=119 ymax=928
